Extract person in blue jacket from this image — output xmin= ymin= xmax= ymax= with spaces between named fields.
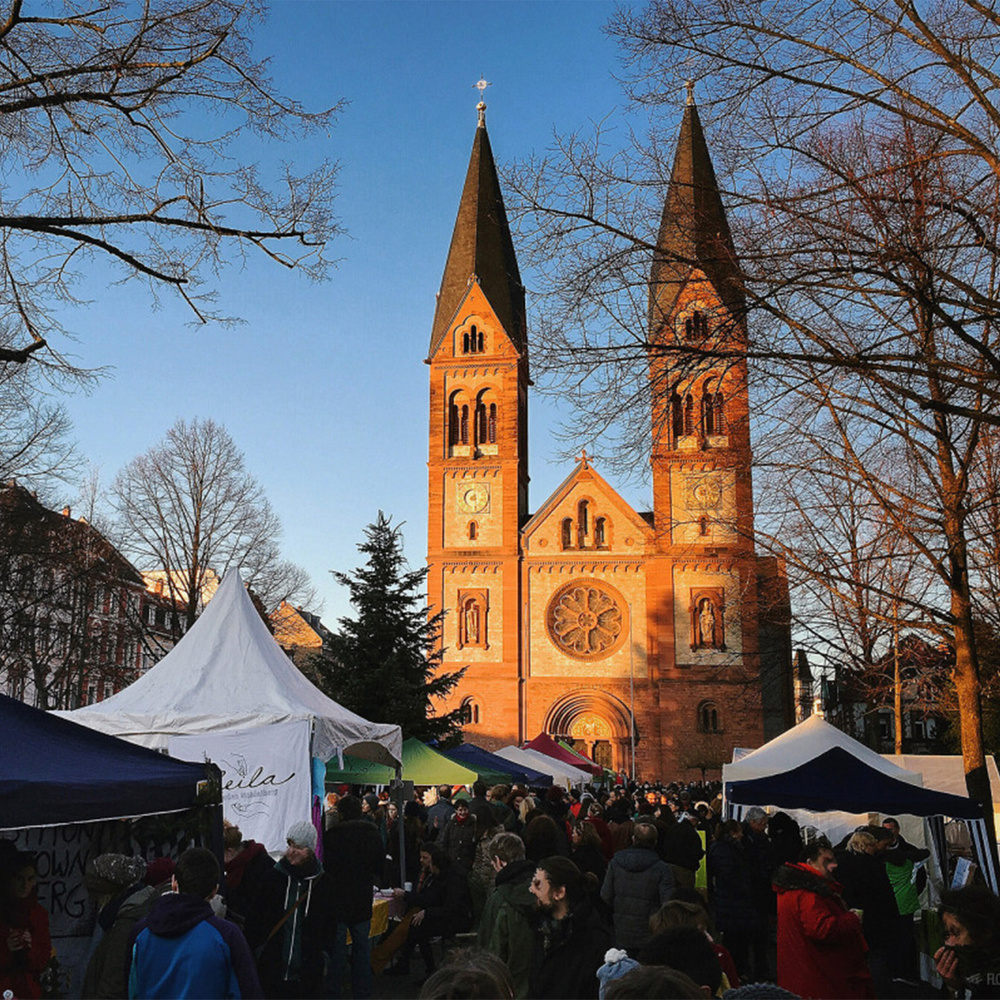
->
xmin=128 ymin=847 xmax=262 ymax=999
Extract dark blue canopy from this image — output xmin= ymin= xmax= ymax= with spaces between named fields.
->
xmin=0 ymin=693 xmax=217 ymax=830
xmin=726 ymin=746 xmax=982 ymax=819
xmin=444 ymin=743 xmax=553 ymax=787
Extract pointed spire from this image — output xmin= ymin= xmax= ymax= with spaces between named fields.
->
xmin=428 ymin=116 xmax=526 ymax=359
xmin=650 ymin=95 xmax=743 ymax=327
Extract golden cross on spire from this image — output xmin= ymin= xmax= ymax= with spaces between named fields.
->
xmin=685 ymin=79 xmax=696 ymax=106
xmin=578 ymin=448 xmax=590 ymax=468
xmin=474 ymin=76 xmax=491 ymax=126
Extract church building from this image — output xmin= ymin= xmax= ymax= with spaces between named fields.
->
xmin=425 ymin=94 xmax=794 ymax=778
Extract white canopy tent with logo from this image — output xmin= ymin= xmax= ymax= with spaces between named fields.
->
xmin=57 ymin=567 xmax=402 ymax=851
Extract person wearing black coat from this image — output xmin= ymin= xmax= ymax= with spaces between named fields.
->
xmin=388 ymin=843 xmax=472 ymax=978
xmin=706 ymin=820 xmax=755 ymax=980
xmin=245 ymin=821 xmax=335 ymax=999
xmin=529 ymin=856 xmax=611 ymax=999
xmin=835 ymin=830 xmax=900 ymax=999
xmin=323 ymin=795 xmax=386 ymax=999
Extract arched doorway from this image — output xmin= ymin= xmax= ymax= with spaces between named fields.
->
xmin=544 ymin=690 xmax=637 ymax=774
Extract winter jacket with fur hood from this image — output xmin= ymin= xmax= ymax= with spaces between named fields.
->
xmin=772 ymin=861 xmax=875 ymax=1000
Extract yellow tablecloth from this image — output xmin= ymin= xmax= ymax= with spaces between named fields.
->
xmin=345 ymin=896 xmax=394 ymax=944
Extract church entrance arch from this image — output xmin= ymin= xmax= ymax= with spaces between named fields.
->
xmin=544 ymin=690 xmax=636 ymax=775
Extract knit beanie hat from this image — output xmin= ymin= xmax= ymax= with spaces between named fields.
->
xmin=596 ymin=949 xmax=640 ymax=999
xmin=85 ymin=854 xmax=147 ymax=897
xmin=286 ymin=820 xmax=317 ymax=850
xmin=363 ymin=793 xmax=380 ymax=813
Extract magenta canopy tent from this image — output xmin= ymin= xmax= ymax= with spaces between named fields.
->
xmin=523 ymin=732 xmax=603 ymax=777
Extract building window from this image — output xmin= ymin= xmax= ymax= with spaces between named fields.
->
xmin=561 ymin=518 xmax=573 ymax=550
xmin=684 ymin=395 xmax=695 ymax=436
xmin=594 ymin=517 xmax=607 ymax=548
xmin=671 ymin=391 xmax=684 ymax=444
xmin=684 ymin=310 xmax=709 ymax=340
xmin=462 ymin=324 xmax=485 ymax=354
xmin=577 ymin=499 xmax=589 ymax=546
xmin=468 ymin=521 xmax=478 ymax=541
xmin=698 ymin=701 xmax=721 ymax=733
xmin=461 ymin=697 xmax=481 ymax=725
xmin=699 ymin=516 xmax=709 ymax=536
xmin=487 ymin=403 xmax=497 ymax=443
xmin=703 ymin=380 xmax=726 ymax=436
xmin=877 ymin=713 xmax=893 ymax=742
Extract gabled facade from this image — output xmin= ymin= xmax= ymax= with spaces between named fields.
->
xmin=427 ymin=100 xmax=793 ymax=778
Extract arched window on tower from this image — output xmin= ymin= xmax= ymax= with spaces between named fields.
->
xmin=671 ymin=392 xmax=684 ymax=444
xmin=699 ymin=516 xmax=709 ymax=536
xmin=468 ymin=521 xmax=478 ymax=541
xmin=577 ymin=499 xmax=590 ymax=547
xmin=698 ymin=701 xmax=721 ymax=733
xmin=684 ymin=310 xmax=709 ymax=340
xmin=703 ymin=380 xmax=726 ymax=436
xmin=449 ymin=400 xmax=460 ymax=446
xmin=561 ymin=518 xmax=573 ymax=550
xmin=460 ymin=405 xmax=469 ymax=444
xmin=461 ymin=697 xmax=481 ymax=725
xmin=684 ymin=395 xmax=695 ymax=436
xmin=488 ymin=403 xmax=497 ymax=443
xmin=462 ymin=324 xmax=484 ymax=354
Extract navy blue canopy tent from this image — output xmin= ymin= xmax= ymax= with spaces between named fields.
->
xmin=444 ymin=743 xmax=553 ymax=787
xmin=0 ymin=693 xmax=219 ymax=830
xmin=726 ymin=746 xmax=997 ymax=891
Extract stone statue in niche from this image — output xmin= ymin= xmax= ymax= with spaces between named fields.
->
xmin=465 ymin=602 xmax=480 ymax=644
xmin=698 ymin=598 xmax=716 ymax=647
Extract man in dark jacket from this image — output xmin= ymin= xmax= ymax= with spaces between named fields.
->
xmin=426 ymin=785 xmax=455 ymax=841
xmin=529 ymin=856 xmax=610 ymax=999
xmin=323 ymin=795 xmax=385 ymax=999
xmin=246 ymin=821 xmax=335 ymax=998
xmin=600 ymin=821 xmax=674 ymax=952
xmin=127 ymin=847 xmax=262 ymax=999
xmin=707 ymin=819 xmax=755 ymax=980
xmin=478 ymin=833 xmax=536 ymax=999
xmin=741 ymin=806 xmax=776 ymax=980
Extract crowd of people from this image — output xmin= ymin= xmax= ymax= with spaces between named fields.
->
xmin=1 ymin=778 xmax=999 ymax=999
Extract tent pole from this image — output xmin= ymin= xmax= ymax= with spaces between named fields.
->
xmin=395 ymin=764 xmax=407 ymax=888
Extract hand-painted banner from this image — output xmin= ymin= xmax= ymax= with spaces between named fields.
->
xmin=169 ymin=720 xmax=310 ymax=853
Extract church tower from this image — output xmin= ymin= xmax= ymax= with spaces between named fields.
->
xmin=426 ymin=99 xmax=528 ymax=740
xmin=645 ymin=89 xmax=791 ymax=760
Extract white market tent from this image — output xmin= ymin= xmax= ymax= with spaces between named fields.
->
xmin=56 ymin=567 xmax=401 ymax=767
xmin=495 ymin=745 xmax=591 ymax=787
xmin=723 ymin=713 xmax=921 ymax=787
xmin=723 ymin=715 xmax=997 ymax=893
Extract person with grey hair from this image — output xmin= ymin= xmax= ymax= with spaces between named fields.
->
xmin=601 ymin=821 xmax=674 ymax=953
xmin=477 ymin=833 xmax=535 ymax=998
xmin=82 ymin=854 xmax=157 ymax=998
xmin=740 ymin=807 xmax=775 ymax=981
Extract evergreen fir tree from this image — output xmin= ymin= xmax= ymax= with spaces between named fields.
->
xmin=318 ymin=512 xmax=466 ymax=745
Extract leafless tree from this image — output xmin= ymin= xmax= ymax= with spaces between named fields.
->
xmin=111 ymin=416 xmax=314 ymax=632
xmin=0 ymin=0 xmax=341 ymax=368
xmin=508 ymin=1 xmax=1000 ymax=836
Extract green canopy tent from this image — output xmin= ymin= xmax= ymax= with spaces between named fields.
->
xmin=326 ymin=737 xmax=481 ymax=786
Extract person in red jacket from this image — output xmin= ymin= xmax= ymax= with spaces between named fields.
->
xmin=772 ymin=838 xmax=875 ymax=1000
xmin=0 ymin=845 xmax=51 ymax=1000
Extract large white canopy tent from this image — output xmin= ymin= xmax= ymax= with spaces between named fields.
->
xmin=57 ymin=567 xmax=401 ymax=766
xmin=724 ymin=715 xmax=997 ymax=893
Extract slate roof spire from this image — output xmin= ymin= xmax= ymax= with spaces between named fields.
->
xmin=650 ymin=91 xmax=744 ymax=326
xmin=428 ymin=106 xmax=526 ymax=359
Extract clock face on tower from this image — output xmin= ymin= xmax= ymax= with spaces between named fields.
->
xmin=457 ymin=482 xmax=490 ymax=514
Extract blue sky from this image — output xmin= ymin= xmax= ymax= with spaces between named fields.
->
xmin=57 ymin=1 xmax=663 ymax=623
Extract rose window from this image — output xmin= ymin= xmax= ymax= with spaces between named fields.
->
xmin=547 ymin=581 xmax=626 ymax=660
